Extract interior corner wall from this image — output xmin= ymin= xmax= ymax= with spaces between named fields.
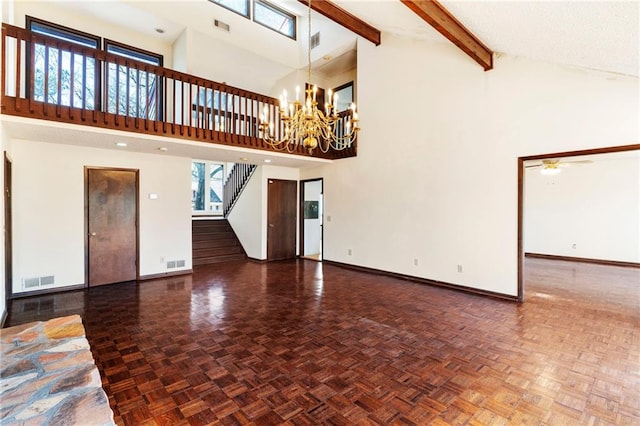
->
xmin=185 ymin=28 xmax=294 ymax=96
xmin=309 ymin=34 xmax=639 ymax=297
xmin=11 ymin=140 xmax=192 ymax=294
xmin=524 ymin=155 xmax=640 ymax=263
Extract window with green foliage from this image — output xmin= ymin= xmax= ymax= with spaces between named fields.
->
xmin=104 ymin=40 xmax=163 ymax=119
xmin=27 ymin=17 xmax=100 ymax=109
xmin=192 ymin=161 xmax=225 ymax=214
xmin=27 ymin=17 xmax=163 ymax=119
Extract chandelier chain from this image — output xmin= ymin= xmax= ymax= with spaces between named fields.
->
xmin=258 ymin=0 xmax=360 ymax=154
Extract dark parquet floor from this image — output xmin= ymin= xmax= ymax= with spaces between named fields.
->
xmin=5 ymin=258 xmax=640 ymax=425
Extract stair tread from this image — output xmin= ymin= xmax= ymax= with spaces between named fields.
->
xmin=192 ymin=218 xmax=245 ymax=259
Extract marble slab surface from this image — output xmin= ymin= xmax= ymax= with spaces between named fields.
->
xmin=1 ymin=315 xmax=115 ymax=425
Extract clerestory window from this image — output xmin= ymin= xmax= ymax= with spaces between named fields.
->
xmin=208 ymin=0 xmax=296 ymax=39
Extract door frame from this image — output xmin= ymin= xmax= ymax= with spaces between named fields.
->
xmin=4 ymin=152 xmax=12 ymax=301
xmin=299 ymin=178 xmax=323 ymax=261
xmin=84 ymin=166 xmax=140 ymax=287
xmin=267 ymin=178 xmax=298 ymax=261
xmin=517 ymin=143 xmax=639 ymax=302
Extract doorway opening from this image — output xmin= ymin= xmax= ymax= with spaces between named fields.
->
xmin=517 ymin=143 xmax=639 ymax=302
xmin=4 ymin=152 xmax=13 ymax=302
xmin=300 ymin=179 xmax=323 ymax=261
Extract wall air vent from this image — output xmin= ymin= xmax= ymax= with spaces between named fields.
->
xmin=167 ymin=261 xmax=177 ymax=269
xmin=214 ymin=19 xmax=230 ymax=32
xmin=310 ymin=32 xmax=320 ymax=49
xmin=176 ymin=260 xmax=186 ymax=268
xmin=23 ymin=275 xmax=55 ymax=289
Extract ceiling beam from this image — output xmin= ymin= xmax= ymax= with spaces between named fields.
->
xmin=298 ymin=0 xmax=381 ymax=46
xmin=401 ymin=0 xmax=493 ymax=71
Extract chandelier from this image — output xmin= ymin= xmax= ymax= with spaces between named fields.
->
xmin=259 ymin=0 xmax=360 ymax=154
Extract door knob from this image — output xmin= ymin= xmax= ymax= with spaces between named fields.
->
xmin=89 ymin=232 xmax=97 ymax=236
xmin=269 ymin=224 xmax=274 ymax=227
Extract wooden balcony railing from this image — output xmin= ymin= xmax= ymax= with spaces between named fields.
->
xmin=1 ymin=23 xmax=356 ymax=160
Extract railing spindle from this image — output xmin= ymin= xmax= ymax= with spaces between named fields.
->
xmin=1 ymin=23 xmax=354 ymax=161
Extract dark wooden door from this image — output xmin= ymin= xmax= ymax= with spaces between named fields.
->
xmin=267 ymin=179 xmax=297 ymax=261
xmin=4 ymin=153 xmax=12 ymax=300
xmin=86 ymin=168 xmax=138 ymax=286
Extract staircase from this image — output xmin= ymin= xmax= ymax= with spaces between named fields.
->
xmin=223 ymin=163 xmax=257 ymax=217
xmin=192 ymin=219 xmax=246 ymax=266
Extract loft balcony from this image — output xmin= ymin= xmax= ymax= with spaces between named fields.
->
xmin=1 ymin=23 xmax=357 ymax=160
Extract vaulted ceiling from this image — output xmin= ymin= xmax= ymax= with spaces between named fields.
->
xmin=22 ymin=0 xmax=639 ymax=77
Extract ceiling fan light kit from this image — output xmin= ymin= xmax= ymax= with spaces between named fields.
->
xmin=526 ymin=159 xmax=593 ymax=175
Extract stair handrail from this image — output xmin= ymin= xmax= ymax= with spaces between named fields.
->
xmin=223 ymin=163 xmax=257 ymax=217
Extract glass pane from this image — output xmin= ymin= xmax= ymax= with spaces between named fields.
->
xmin=334 ymin=83 xmax=353 ymax=112
xmin=106 ymin=44 xmax=161 ymax=65
xmin=209 ymin=0 xmax=249 ymax=17
xmin=209 ymin=164 xmax=224 ymax=213
xmin=254 ymin=1 xmax=295 ymax=38
xmin=30 ymin=21 xmax=98 ymax=48
xmin=192 ymin=162 xmax=206 ymax=211
xmin=32 ymin=43 xmax=96 ymax=109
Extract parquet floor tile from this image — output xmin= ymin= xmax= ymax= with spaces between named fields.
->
xmin=5 ymin=258 xmax=639 ymax=425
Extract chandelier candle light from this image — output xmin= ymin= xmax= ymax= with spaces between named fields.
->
xmin=259 ymin=0 xmax=360 ymax=154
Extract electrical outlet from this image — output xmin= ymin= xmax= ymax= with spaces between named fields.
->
xmin=457 ymin=264 xmax=463 ymax=273
xmin=348 ymin=248 xmax=352 ymax=256
xmin=413 ymin=258 xmax=419 ymax=266
xmin=572 ymin=243 xmax=577 ymax=249
xmin=160 ymin=256 xmax=165 ymax=264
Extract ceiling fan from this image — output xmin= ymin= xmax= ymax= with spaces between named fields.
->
xmin=525 ymin=159 xmax=593 ymax=175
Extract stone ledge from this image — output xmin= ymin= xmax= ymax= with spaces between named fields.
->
xmin=1 ymin=315 xmax=115 ymax=425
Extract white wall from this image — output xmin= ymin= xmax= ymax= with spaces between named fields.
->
xmin=10 ymin=1 xmax=174 ymax=67
xmin=301 ymin=33 xmax=639 ymax=297
xmin=183 ymin=28 xmax=294 ymax=96
xmin=228 ymin=166 xmax=263 ymax=259
xmin=228 ymin=164 xmax=300 ymax=260
xmin=525 ymin=155 xmax=640 ymax=263
xmin=11 ymin=140 xmax=192 ymax=294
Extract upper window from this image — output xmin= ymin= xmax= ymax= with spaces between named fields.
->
xmin=105 ymin=40 xmax=163 ymax=66
xmin=26 ymin=17 xmax=101 ymax=109
xmin=28 ymin=18 xmax=100 ymax=48
xmin=208 ymin=0 xmax=296 ymax=40
xmin=25 ymin=17 xmax=164 ymax=119
xmin=208 ymin=0 xmax=250 ymax=17
xmin=254 ymin=0 xmax=296 ymax=39
xmin=104 ymin=40 xmax=163 ymax=119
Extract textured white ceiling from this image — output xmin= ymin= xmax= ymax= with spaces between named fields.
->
xmin=439 ymin=0 xmax=639 ymax=76
xmin=44 ymin=1 xmax=638 ymax=76
xmin=331 ymin=0 xmax=639 ymax=76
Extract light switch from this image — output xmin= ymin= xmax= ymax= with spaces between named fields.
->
xmin=149 ymin=193 xmax=158 ymax=200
